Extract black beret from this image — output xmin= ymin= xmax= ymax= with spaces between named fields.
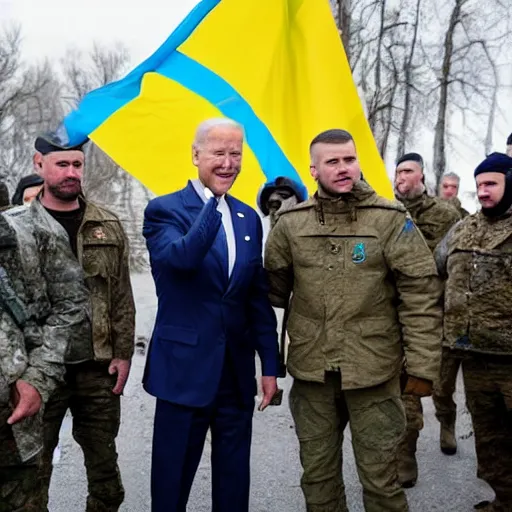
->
xmin=507 ymin=133 xmax=512 ymax=146
xmin=474 ymin=152 xmax=512 ymax=177
xmin=257 ymin=177 xmax=308 ymax=215
xmin=12 ymin=174 xmax=44 ymax=205
xmin=35 ymin=131 xmax=88 ymax=155
xmin=396 ymin=152 xmax=424 ymax=168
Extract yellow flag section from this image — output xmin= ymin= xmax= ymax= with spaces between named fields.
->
xmin=179 ymin=0 xmax=392 ymax=199
xmin=91 ymin=74 xmax=266 ymax=205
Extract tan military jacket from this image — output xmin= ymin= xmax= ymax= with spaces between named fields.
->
xmin=436 ymin=211 xmax=512 ymax=354
xmin=32 ymin=199 xmax=135 ymax=361
xmin=265 ymin=181 xmax=443 ymax=389
xmin=399 ymin=192 xmax=462 ymax=251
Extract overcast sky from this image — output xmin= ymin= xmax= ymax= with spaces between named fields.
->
xmin=2 ymin=0 xmax=509 ymax=211
xmin=1 ymin=0 xmax=201 ymax=63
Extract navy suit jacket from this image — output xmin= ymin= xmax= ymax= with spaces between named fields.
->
xmin=142 ymin=181 xmax=279 ymax=408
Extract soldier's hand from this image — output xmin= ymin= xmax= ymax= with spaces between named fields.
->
xmin=258 ymin=376 xmax=278 ymax=411
xmin=109 ymin=358 xmax=131 ymax=395
xmin=403 ymin=376 xmax=433 ymax=397
xmin=7 ymin=380 xmax=42 ymax=425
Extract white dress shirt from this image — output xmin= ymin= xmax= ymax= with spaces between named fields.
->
xmin=191 ymin=179 xmax=236 ymax=277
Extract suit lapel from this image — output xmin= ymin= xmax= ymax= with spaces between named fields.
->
xmin=182 ymin=181 xmax=228 ymax=286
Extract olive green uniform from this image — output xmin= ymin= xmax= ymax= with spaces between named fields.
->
xmin=265 ymin=181 xmax=442 ymax=512
xmin=436 ymin=211 xmax=512 ymax=510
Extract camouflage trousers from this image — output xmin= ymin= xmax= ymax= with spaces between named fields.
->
xmin=36 ymin=361 xmax=124 ymax=512
xmin=433 ymin=347 xmax=462 ymax=426
xmin=463 ymin=356 xmax=512 ymax=507
xmin=289 ymin=372 xmax=408 ymax=512
xmin=0 ymin=407 xmax=39 ymax=511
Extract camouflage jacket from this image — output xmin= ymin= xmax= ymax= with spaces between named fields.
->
xmin=32 ymin=199 xmax=135 ymax=361
xmin=436 ymin=211 xmax=512 ymax=354
xmin=445 ymin=197 xmax=470 ymax=219
xmin=399 ymin=192 xmax=462 ymax=251
xmin=0 ymin=209 xmax=90 ymax=462
xmin=265 ymin=180 xmax=443 ymax=389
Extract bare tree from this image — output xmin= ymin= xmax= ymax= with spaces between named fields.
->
xmin=431 ymin=0 xmax=509 ymax=190
xmin=0 ymin=25 xmax=62 ymax=191
xmin=60 ymin=43 xmax=150 ymax=270
xmin=330 ymin=0 xmax=352 ymax=61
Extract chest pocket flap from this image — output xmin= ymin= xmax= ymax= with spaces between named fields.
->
xmin=82 ymin=224 xmax=121 ymax=279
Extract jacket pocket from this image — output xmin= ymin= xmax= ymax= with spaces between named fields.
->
xmin=155 ymin=325 xmax=199 ymax=346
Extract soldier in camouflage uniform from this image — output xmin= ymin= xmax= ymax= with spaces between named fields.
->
xmin=28 ymin=133 xmax=136 ymax=512
xmin=257 ymin=176 xmax=308 ymax=228
xmin=394 ymin=153 xmax=461 ymax=487
xmin=436 ymin=152 xmax=512 ymax=512
xmin=439 ymin=172 xmax=470 ymax=218
xmin=265 ymin=130 xmax=442 ymax=512
xmin=0 ymin=203 xmax=90 ymax=511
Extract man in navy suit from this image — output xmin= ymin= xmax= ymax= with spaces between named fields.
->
xmin=143 ymin=118 xmax=279 ymax=512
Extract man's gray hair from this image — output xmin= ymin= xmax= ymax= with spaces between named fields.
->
xmin=442 ymin=172 xmax=460 ymax=184
xmin=193 ymin=118 xmax=245 ymax=148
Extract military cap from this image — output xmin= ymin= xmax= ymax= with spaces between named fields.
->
xmin=474 ymin=152 xmax=512 ymax=177
xmin=34 ymin=130 xmax=88 ymax=155
xmin=257 ymin=177 xmax=308 ymax=216
xmin=396 ymin=152 xmax=424 ymax=168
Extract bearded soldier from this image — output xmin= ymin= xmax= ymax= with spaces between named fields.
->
xmin=436 ymin=152 xmax=512 ymax=512
xmin=257 ymin=176 xmax=308 ymax=228
xmin=394 ymin=152 xmax=461 ymax=487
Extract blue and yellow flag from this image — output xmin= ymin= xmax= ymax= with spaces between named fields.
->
xmin=59 ymin=0 xmax=393 ymax=205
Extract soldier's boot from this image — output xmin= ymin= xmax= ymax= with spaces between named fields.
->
xmin=397 ymin=428 xmax=419 ymax=489
xmin=440 ymin=420 xmax=457 ymax=455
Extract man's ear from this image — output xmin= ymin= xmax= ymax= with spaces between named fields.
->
xmin=192 ymin=145 xmax=199 ymax=166
xmin=33 ymin=152 xmax=43 ymax=173
xmin=310 ymin=165 xmax=318 ymax=180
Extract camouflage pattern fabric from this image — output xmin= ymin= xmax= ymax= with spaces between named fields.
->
xmin=399 ymin=192 xmax=461 ymax=252
xmin=445 ymin=196 xmax=470 ymax=219
xmin=31 ymin=199 xmax=135 ymax=362
xmin=37 ymin=361 xmax=123 ymax=512
xmin=0 ymin=209 xmax=91 ymax=509
xmin=289 ymin=373 xmax=408 ymax=512
xmin=27 ymin=198 xmax=133 ymax=512
xmin=397 ymin=192 xmax=460 ymax=438
xmin=265 ymin=180 xmax=443 ymax=389
xmin=436 ymin=211 xmax=512 ymax=355
xmin=462 ymin=355 xmax=512 ymax=508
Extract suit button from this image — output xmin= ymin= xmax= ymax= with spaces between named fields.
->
xmin=327 ymin=265 xmax=334 ymax=270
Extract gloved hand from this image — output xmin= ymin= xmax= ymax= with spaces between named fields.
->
xmin=403 ymin=375 xmax=433 ymax=397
